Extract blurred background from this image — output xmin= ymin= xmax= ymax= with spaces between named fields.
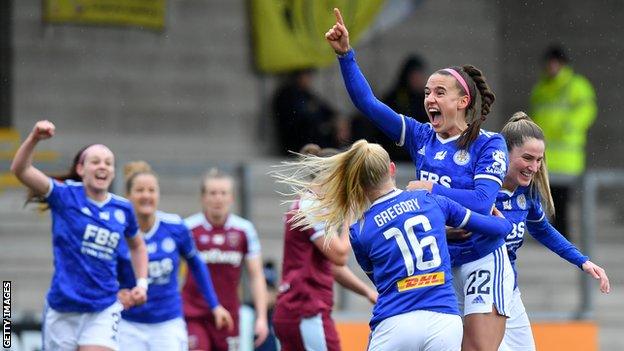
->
xmin=1 ymin=0 xmax=623 ymax=350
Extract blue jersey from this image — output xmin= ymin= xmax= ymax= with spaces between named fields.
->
xmin=118 ymin=211 xmax=202 ymax=323
xmin=401 ymin=118 xmax=508 ymax=266
xmin=496 ymin=186 xmax=588 ymax=285
xmin=338 ymin=50 xmax=508 ymax=267
xmin=350 ymin=189 xmax=463 ymax=330
xmin=44 ymin=178 xmax=138 ymax=313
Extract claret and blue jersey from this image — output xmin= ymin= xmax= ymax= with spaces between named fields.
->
xmin=118 ymin=211 xmax=208 ymax=324
xmin=496 ymin=186 xmax=588 ymax=285
xmin=349 ymin=189 xmax=468 ymax=329
xmin=44 ymin=178 xmax=138 ymax=313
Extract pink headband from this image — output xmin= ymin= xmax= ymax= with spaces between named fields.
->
xmin=78 ymin=144 xmax=106 ymax=164
xmin=443 ymin=68 xmax=471 ymax=105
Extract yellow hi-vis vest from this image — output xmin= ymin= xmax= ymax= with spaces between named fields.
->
xmin=530 ymin=66 xmax=597 ymax=176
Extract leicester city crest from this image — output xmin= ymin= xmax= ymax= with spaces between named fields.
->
xmin=453 ymin=150 xmax=470 ymax=166
xmin=516 ymin=194 xmax=527 ymax=210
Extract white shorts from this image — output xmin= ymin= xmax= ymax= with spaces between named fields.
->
xmin=452 ymin=244 xmax=514 ymax=317
xmin=368 ymin=310 xmax=462 ymax=351
xmin=43 ymin=301 xmax=123 ymax=351
xmin=119 ymin=317 xmax=188 ymax=351
xmin=499 ymin=287 xmax=536 ymax=351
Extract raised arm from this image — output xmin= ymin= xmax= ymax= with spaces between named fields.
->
xmin=10 ymin=120 xmax=55 ymax=195
xmin=325 ymin=8 xmax=404 ymax=142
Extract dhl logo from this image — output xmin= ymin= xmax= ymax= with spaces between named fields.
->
xmin=397 ymin=272 xmax=445 ymax=292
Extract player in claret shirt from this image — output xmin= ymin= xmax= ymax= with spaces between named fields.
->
xmin=10 ymin=120 xmax=148 ymax=351
xmin=496 ymin=112 xmax=609 ymax=351
xmin=116 ymin=161 xmax=233 ymax=351
xmin=272 ymin=144 xmax=378 ymax=351
xmin=182 ymin=169 xmax=269 ymax=351
xmin=326 ymin=8 xmax=514 ymax=350
xmin=274 ymin=140 xmax=513 ymax=351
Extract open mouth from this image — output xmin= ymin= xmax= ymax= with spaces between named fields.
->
xmin=520 ymin=170 xmax=533 ymax=179
xmin=428 ymin=108 xmax=442 ymax=126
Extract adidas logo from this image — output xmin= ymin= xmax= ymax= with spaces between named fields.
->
xmin=471 ymin=295 xmax=486 ymax=304
xmin=417 ymin=146 xmax=426 ymax=155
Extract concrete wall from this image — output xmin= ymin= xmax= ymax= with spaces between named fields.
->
xmin=499 ymin=1 xmax=624 ymax=168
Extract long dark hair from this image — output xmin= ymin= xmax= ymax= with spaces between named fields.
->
xmin=26 ymin=144 xmax=96 ymax=208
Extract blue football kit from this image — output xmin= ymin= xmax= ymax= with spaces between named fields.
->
xmin=350 ymin=189 xmax=512 ymax=330
xmin=496 ymin=186 xmax=588 ymax=285
xmin=118 ymin=211 xmax=219 ymax=324
xmin=338 ymin=50 xmax=509 ymax=267
xmin=44 ymin=178 xmax=138 ymax=312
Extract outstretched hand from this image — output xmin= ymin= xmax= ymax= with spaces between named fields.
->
xmin=582 ymin=260 xmax=610 ymax=293
xmin=325 ymin=8 xmax=351 ymax=55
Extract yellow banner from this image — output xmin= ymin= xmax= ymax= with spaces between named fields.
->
xmin=251 ymin=0 xmax=386 ymax=73
xmin=43 ymin=0 xmax=166 ymax=31
xmin=397 ymin=271 xmax=445 ymax=292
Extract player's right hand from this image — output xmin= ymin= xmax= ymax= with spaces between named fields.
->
xmin=325 ymin=8 xmax=351 ymax=55
xmin=31 ymin=120 xmax=55 ymax=141
xmin=212 ymin=305 xmax=234 ymax=331
xmin=117 ymin=289 xmax=135 ymax=310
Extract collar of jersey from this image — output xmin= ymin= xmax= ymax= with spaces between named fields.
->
xmin=436 ymin=133 xmax=461 ymax=144
xmin=86 ymin=193 xmax=112 ymax=207
xmin=201 ymin=213 xmax=232 ymax=230
xmin=370 ymin=188 xmax=402 ymax=208
xmin=499 ymin=188 xmax=515 ymax=197
xmin=141 ymin=212 xmax=162 ymax=240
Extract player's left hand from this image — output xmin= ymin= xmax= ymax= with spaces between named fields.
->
xmin=406 ymin=180 xmax=433 ymax=192
xmin=254 ymin=317 xmax=269 ymax=347
xmin=130 ymin=286 xmax=148 ymax=305
xmin=582 ymin=260 xmax=610 ymax=293
xmin=212 ymin=305 xmax=234 ymax=331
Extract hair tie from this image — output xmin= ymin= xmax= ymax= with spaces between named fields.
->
xmin=443 ymin=68 xmax=471 ymax=105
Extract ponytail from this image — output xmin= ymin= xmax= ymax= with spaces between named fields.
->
xmin=273 ymin=140 xmax=391 ymax=237
xmin=440 ymin=65 xmax=496 ymax=149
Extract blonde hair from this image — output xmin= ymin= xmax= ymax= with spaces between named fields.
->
xmin=501 ymin=111 xmax=555 ymax=217
xmin=123 ymin=161 xmax=156 ymax=194
xmin=200 ymin=168 xmax=234 ymax=194
xmin=273 ymin=140 xmax=391 ymax=237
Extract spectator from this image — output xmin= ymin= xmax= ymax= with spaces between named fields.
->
xmin=351 ymin=54 xmax=428 ymax=161
xmin=529 ymin=44 xmax=597 ymax=240
xmin=272 ymin=69 xmax=340 ymax=155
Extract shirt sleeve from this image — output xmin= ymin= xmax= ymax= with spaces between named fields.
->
xmin=527 ymin=220 xmax=588 ymax=268
xmin=431 ymin=177 xmax=501 ymax=214
xmin=44 ymin=178 xmax=67 ymax=210
xmin=473 ymin=134 xmax=508 ymax=186
xmin=433 ymin=193 xmax=512 ymax=237
xmin=177 ymin=226 xmax=199 ymax=260
xmin=349 ymin=224 xmax=374 ymax=282
xmin=244 ymin=222 xmax=262 ymax=259
xmin=124 ymin=207 xmax=139 ymax=239
xmin=186 ymin=254 xmax=220 ymax=308
xmin=338 ymin=50 xmax=405 ymax=143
